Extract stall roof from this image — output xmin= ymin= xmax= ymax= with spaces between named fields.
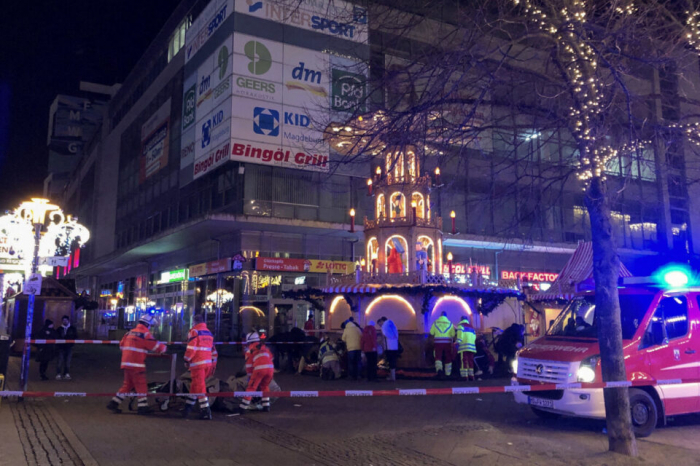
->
xmin=531 ymin=242 xmax=632 ymax=301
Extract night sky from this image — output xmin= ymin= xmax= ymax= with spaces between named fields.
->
xmin=0 ymin=0 xmax=179 ymax=209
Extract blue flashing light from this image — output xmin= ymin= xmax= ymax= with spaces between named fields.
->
xmin=664 ymin=270 xmax=689 ymax=288
xmin=655 ymin=264 xmax=693 ymax=289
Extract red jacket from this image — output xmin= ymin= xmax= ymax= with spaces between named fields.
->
xmin=244 ymin=343 xmax=274 ymax=374
xmin=361 ymin=325 xmax=378 ymax=352
xmin=184 ymin=323 xmax=218 ymax=368
xmin=119 ymin=324 xmax=166 ymax=370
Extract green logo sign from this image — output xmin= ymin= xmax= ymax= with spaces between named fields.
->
xmin=331 ymin=69 xmax=366 ymax=113
xmin=160 ymin=269 xmax=188 ymax=283
xmin=244 ymin=40 xmax=272 ymax=76
xmin=218 ymin=46 xmax=229 ymax=80
xmin=182 ymin=84 xmax=196 ymax=129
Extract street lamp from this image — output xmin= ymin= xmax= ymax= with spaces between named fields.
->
xmin=9 ymin=198 xmax=90 ymax=391
xmin=450 ymin=210 xmax=456 ymax=234
xmin=349 ymin=208 xmax=356 ymax=232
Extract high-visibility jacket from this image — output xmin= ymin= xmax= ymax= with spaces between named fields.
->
xmin=119 ymin=323 xmax=166 ymax=369
xmin=319 ymin=340 xmax=339 ymax=364
xmin=430 ymin=316 xmax=455 ymax=344
xmin=245 ymin=343 xmax=274 ymax=374
xmin=184 ymin=323 xmax=218 ymax=368
xmin=456 ymin=322 xmax=477 ymax=353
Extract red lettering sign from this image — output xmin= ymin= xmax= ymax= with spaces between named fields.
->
xmin=230 ymin=140 xmax=329 ymax=172
xmin=500 ymin=271 xmax=559 ymax=282
xmin=441 ymin=264 xmax=491 ymax=275
xmin=256 ymin=257 xmax=309 ymax=272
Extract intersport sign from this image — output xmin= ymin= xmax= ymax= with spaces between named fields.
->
xmin=235 ymin=0 xmax=368 ymax=44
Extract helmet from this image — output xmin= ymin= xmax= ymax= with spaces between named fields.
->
xmin=246 ymin=331 xmax=261 ymax=344
xmin=139 ymin=314 xmax=158 ymax=327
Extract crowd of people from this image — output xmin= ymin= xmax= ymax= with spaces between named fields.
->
xmin=31 ymin=310 xmax=525 ymax=419
xmin=316 ymin=316 xmax=400 ymax=382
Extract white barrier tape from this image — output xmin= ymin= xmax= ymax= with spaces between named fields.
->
xmin=556 ymin=383 xmax=582 ymax=389
xmin=452 ymin=387 xmax=480 ymax=394
xmin=290 ymin=391 xmax=319 ymax=397
xmin=604 ymin=381 xmax=632 ymax=388
xmin=1 ymin=378 xmax=695 ymax=400
xmin=505 ymin=385 xmax=531 ymax=392
xmin=657 ymin=379 xmax=684 ymax=385
xmin=399 ymin=389 xmax=427 ymax=396
xmin=345 ymin=390 xmax=373 ymax=396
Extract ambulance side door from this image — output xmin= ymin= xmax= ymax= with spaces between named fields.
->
xmin=642 ymin=295 xmax=699 ymax=415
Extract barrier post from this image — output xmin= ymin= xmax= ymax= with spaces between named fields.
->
xmin=169 ymin=353 xmax=177 ymax=395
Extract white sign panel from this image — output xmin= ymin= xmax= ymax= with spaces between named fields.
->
xmin=39 ymin=256 xmax=70 ymax=267
xmin=234 ymin=0 xmax=368 ymax=44
xmin=282 ymin=44 xmax=329 ymax=109
xmin=193 ymin=140 xmax=231 ymax=179
xmin=185 ymin=0 xmax=233 ymax=63
xmin=24 ymin=273 xmax=42 ymax=296
xmin=180 ymin=127 xmax=196 ymax=168
xmin=195 ymin=97 xmax=233 ymax=160
xmin=231 ymin=34 xmax=284 ymax=104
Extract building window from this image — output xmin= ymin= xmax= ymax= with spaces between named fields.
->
xmin=167 ymin=16 xmax=191 ymax=63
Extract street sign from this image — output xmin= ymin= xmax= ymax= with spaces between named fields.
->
xmin=24 ymin=274 xmax=42 ymax=296
xmin=39 ymin=256 xmax=70 ymax=267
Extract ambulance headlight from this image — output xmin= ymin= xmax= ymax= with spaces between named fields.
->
xmin=576 ymin=355 xmax=599 ymax=383
xmin=511 ymin=357 xmax=518 ymax=375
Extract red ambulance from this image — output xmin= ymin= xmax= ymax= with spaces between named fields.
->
xmin=512 ymin=273 xmax=700 ymax=437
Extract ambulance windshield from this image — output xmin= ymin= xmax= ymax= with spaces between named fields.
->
xmin=547 ymin=294 xmax=655 ymax=339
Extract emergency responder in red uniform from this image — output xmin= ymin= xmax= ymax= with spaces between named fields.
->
xmin=430 ymin=312 xmax=455 ymax=378
xmin=106 ymin=314 xmax=166 ymax=414
xmin=240 ymin=331 xmax=274 ymax=412
xmin=182 ymin=313 xmax=218 ymax=420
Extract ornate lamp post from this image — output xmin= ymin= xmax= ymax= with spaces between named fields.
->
xmin=10 ymin=198 xmax=90 ymax=391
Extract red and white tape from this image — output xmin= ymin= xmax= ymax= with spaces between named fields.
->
xmin=0 ymin=378 xmax=690 ymax=399
xmin=29 ymin=339 xmax=311 ymax=346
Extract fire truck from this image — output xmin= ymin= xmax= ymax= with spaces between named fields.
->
xmin=512 ymin=267 xmax=700 ymax=437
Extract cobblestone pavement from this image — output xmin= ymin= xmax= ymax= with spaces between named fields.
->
xmin=9 ymin=400 xmax=87 ymax=466
xmin=5 ymin=346 xmax=700 ymax=465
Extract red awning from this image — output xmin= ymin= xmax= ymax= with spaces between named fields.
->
xmin=531 ymin=242 xmax=632 ymax=301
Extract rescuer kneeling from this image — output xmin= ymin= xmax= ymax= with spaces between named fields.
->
xmin=106 ymin=314 xmax=167 ymax=414
xmin=239 ymin=331 xmax=274 ymax=413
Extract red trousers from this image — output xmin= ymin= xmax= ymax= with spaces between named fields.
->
xmin=118 ymin=369 xmax=147 ymax=395
xmin=190 ymin=366 xmax=209 ymax=401
xmin=434 ymin=343 xmax=453 ymax=364
xmin=461 ymin=352 xmax=475 ymax=375
xmin=244 ymin=370 xmax=273 ymax=401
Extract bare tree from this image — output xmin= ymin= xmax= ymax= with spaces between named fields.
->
xmin=321 ymin=0 xmax=700 ymax=456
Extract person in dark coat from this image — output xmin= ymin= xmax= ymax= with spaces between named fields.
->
xmin=56 ymin=315 xmax=77 ymax=380
xmin=496 ymin=323 xmax=524 ymax=375
xmin=35 ymin=319 xmax=57 ymax=380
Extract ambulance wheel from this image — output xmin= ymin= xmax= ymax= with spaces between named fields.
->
xmin=629 ymin=388 xmax=658 ymax=438
xmin=531 ymin=407 xmax=560 ymax=419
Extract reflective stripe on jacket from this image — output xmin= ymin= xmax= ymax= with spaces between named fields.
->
xmin=245 ymin=343 xmax=274 ymax=374
xmin=456 ymin=323 xmax=476 ymax=353
xmin=319 ymin=341 xmax=339 ymax=364
xmin=430 ymin=316 xmax=455 ymax=343
xmin=119 ymin=324 xmax=166 ymax=369
xmin=184 ymin=323 xmax=217 ymax=367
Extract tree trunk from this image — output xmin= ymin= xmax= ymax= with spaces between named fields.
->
xmin=585 ymin=176 xmax=638 ymax=457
